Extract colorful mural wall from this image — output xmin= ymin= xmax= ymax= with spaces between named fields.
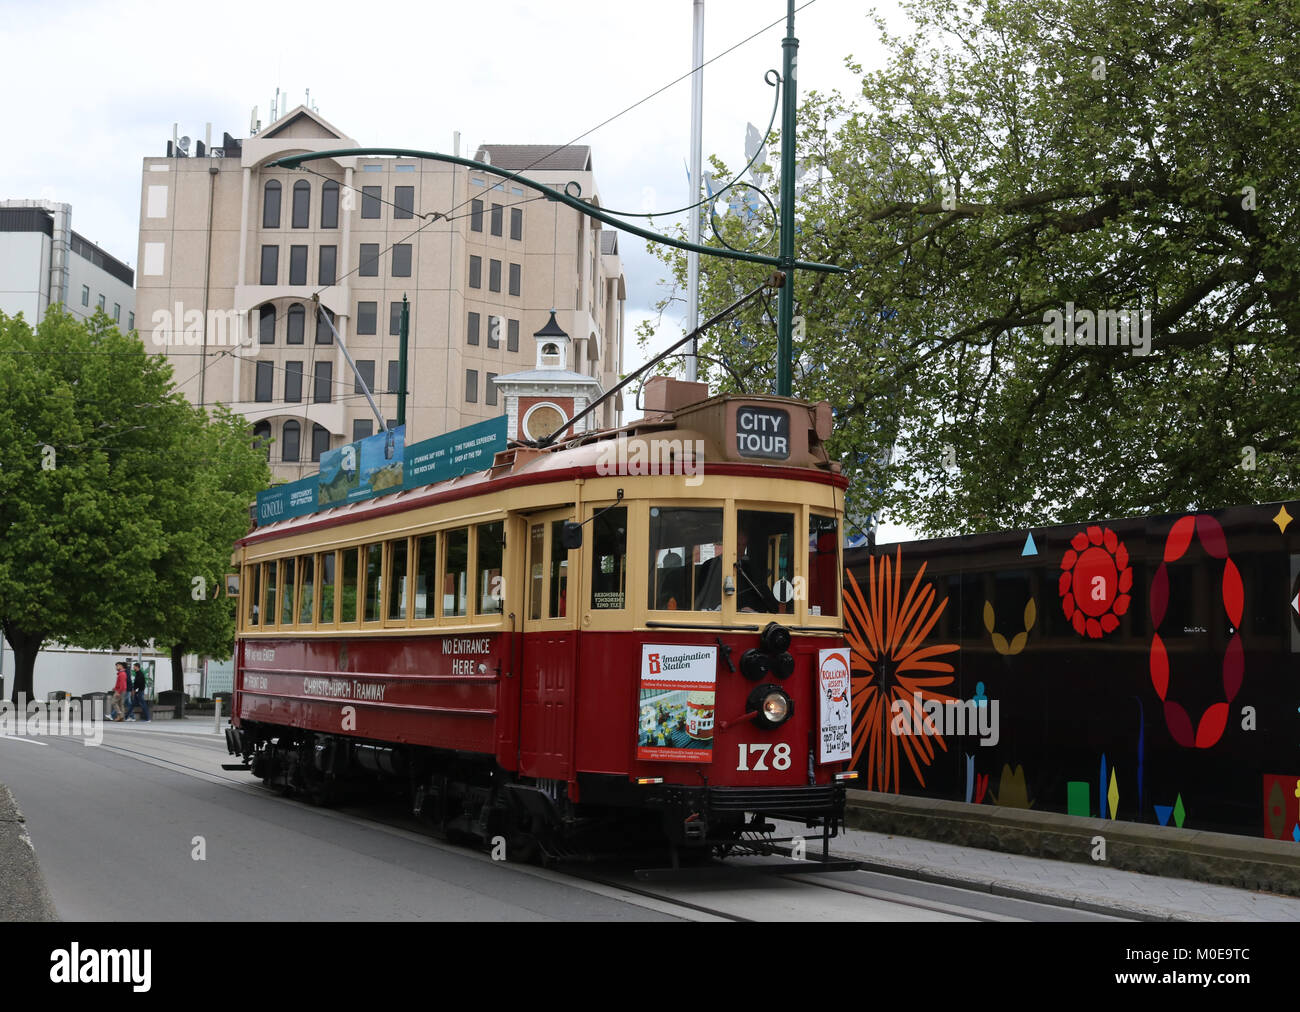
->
xmin=844 ymin=502 xmax=1300 ymax=841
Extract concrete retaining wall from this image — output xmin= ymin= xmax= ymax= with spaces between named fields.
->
xmin=846 ymin=789 xmax=1300 ymax=897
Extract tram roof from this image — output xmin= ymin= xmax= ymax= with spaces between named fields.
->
xmin=240 ymin=393 xmax=844 ymax=546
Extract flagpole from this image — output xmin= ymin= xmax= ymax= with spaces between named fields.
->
xmin=685 ymin=0 xmax=705 ymax=382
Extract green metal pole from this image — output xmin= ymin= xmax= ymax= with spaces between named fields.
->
xmin=397 ymin=294 xmax=409 ymax=429
xmin=776 ymin=0 xmax=799 ymax=397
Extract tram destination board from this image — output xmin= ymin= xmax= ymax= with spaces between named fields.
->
xmin=735 ymin=405 xmax=790 ymax=460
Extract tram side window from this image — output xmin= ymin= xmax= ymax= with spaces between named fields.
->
xmin=364 ymin=544 xmax=382 ymax=622
xmin=262 ymin=561 xmax=277 ymax=626
xmin=648 ymin=507 xmax=723 ymax=611
xmin=477 ymin=522 xmax=504 ymax=615
xmin=590 ymin=506 xmax=627 ymax=610
xmin=280 ymin=558 xmax=296 ymax=626
xmin=341 ymin=548 xmax=359 ymax=623
xmin=247 ymin=565 xmax=260 ymax=627
xmin=319 ymin=551 xmax=336 ymax=625
xmin=808 ymin=514 xmax=839 ymax=617
xmin=736 ymin=510 xmax=794 ymax=614
xmin=298 ymin=555 xmax=315 ymax=624
xmin=529 ymin=524 xmax=544 ymax=621
xmin=549 ymin=520 xmax=568 ymax=618
xmin=444 ymin=528 xmax=469 ymax=617
xmin=414 ymin=534 xmax=437 ymax=619
xmin=388 ymin=538 xmax=409 ymax=621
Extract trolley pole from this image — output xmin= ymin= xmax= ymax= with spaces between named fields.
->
xmin=775 ymin=0 xmax=799 ymax=397
xmin=397 ymin=294 xmax=409 ymax=429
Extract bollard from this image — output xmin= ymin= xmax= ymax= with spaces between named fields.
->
xmin=214 ymin=697 xmax=222 ymax=734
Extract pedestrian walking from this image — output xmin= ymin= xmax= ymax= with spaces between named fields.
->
xmin=124 ymin=661 xmax=151 ymax=722
xmin=111 ymin=662 xmax=128 ymax=721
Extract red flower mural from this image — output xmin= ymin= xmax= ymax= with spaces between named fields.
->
xmin=844 ymin=547 xmax=960 ymax=793
xmin=1059 ymin=525 xmax=1132 ymax=638
xmin=1150 ymin=514 xmax=1244 ymax=749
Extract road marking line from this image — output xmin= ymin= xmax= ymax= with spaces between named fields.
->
xmin=0 ymin=734 xmax=48 ymax=747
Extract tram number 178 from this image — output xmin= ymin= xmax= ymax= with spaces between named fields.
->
xmin=737 ymin=743 xmax=792 ymax=771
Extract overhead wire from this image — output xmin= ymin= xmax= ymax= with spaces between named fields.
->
xmin=10 ymin=2 xmax=822 ymax=460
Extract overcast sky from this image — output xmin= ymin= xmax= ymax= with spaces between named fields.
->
xmin=0 ymin=0 xmax=916 ymax=538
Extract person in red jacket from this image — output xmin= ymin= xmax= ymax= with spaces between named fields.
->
xmin=111 ymin=662 xmax=128 ymax=721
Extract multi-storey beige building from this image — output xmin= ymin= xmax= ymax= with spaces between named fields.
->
xmin=136 ymin=106 xmax=627 ymax=479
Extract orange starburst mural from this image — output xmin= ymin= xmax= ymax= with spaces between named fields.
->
xmin=844 ymin=547 xmax=961 ymax=793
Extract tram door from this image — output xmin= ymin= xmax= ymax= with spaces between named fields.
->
xmin=518 ymin=511 xmax=578 ymax=780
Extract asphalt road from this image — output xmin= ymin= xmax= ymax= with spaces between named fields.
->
xmin=0 ymin=721 xmax=684 ymax=921
xmin=0 ymin=719 xmax=1120 ymax=922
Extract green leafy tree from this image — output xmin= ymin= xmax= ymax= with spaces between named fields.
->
xmin=0 ymin=309 xmax=268 ymax=702
xmin=150 ymin=403 xmax=270 ymax=692
xmin=642 ymin=0 xmax=1300 ymax=535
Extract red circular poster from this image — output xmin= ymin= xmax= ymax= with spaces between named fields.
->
xmin=1059 ymin=525 xmax=1132 ymax=638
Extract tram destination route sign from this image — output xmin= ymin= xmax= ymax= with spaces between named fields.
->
xmin=254 ymin=417 xmax=507 ymax=527
xmin=403 ymin=416 xmax=507 ymax=491
xmin=735 ymin=405 xmax=790 ymax=460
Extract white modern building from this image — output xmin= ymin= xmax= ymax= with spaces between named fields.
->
xmin=0 ymin=200 xmax=135 ymax=328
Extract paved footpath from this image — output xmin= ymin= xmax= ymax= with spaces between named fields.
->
xmin=790 ymin=821 xmax=1300 ymax=920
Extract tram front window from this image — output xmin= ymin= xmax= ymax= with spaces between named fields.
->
xmin=808 ymin=514 xmax=839 ymax=617
xmin=648 ymin=507 xmax=722 ymax=611
xmin=736 ymin=510 xmax=794 ymax=614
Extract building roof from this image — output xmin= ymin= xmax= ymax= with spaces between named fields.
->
xmin=493 ymin=368 xmax=603 ymax=387
xmin=260 ymin=105 xmax=349 ymax=142
xmin=533 ymin=310 xmax=570 ymax=340
xmin=474 ymin=144 xmax=592 ymax=171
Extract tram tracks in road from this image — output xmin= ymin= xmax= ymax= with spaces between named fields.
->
xmin=49 ymin=729 xmax=1113 ymax=921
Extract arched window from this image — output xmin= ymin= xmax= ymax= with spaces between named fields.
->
xmin=252 ymin=421 xmax=272 ymax=460
xmin=315 ymin=306 xmax=334 ymax=344
xmin=292 ymin=180 xmax=310 ymax=228
xmin=311 ymin=424 xmax=331 ymax=463
xmin=321 ymin=180 xmax=339 ymax=229
xmin=282 ymin=420 xmax=300 ymax=462
xmin=259 ymin=304 xmax=275 ymax=344
xmin=263 ymin=180 xmax=281 ymax=228
xmin=287 ymin=303 xmax=305 ymax=344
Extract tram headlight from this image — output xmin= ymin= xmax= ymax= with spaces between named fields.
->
xmin=748 ymin=684 xmax=793 ymax=729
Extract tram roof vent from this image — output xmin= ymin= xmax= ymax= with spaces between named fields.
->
xmin=493 ymin=446 xmax=547 ymax=472
xmin=642 ymin=376 xmax=710 ymax=419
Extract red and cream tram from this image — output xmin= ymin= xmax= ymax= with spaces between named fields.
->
xmin=227 ymin=381 xmax=854 ymax=861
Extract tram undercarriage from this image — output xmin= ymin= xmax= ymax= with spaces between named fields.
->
xmin=225 ymin=721 xmax=847 ymax=867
